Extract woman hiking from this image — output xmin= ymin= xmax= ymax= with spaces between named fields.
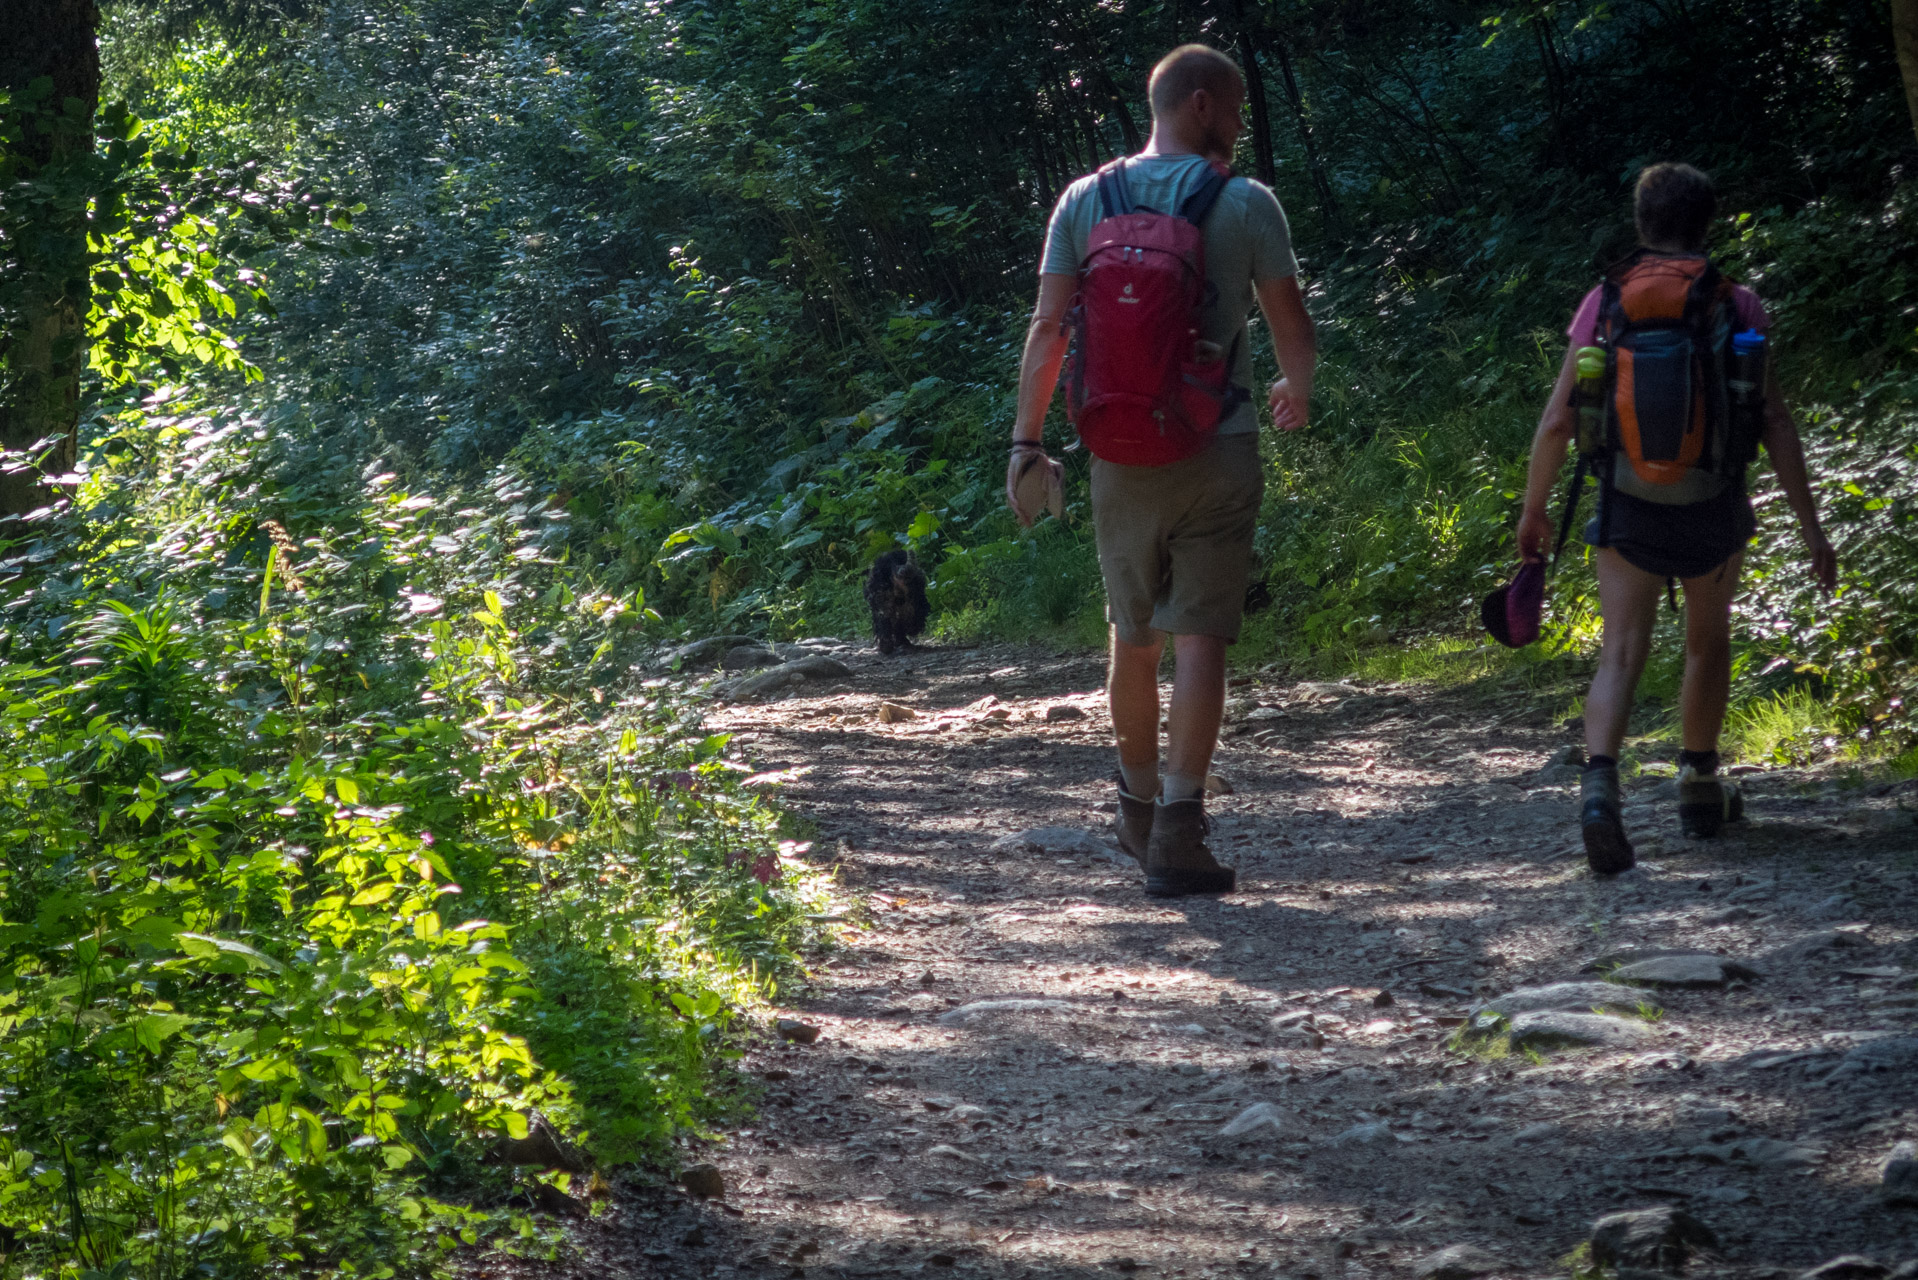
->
xmin=1515 ymin=162 xmax=1837 ymax=876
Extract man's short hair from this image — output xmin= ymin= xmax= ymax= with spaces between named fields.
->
xmin=1148 ymin=44 xmax=1244 ymax=120
xmin=1634 ymin=163 xmax=1716 ymax=251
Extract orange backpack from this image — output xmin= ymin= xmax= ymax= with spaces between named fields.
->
xmin=1593 ymin=252 xmax=1752 ymax=505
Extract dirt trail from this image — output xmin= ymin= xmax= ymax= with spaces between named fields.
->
xmin=547 ymin=641 xmax=1918 ymax=1280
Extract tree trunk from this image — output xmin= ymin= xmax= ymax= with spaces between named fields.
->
xmin=0 ymin=0 xmax=100 ymax=518
xmin=1268 ymin=37 xmax=1344 ymax=235
xmin=1235 ymin=28 xmax=1278 ymax=186
xmin=1895 ymin=0 xmax=1918 ymax=145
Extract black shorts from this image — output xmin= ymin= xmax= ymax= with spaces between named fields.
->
xmin=1584 ymin=483 xmax=1756 ymax=580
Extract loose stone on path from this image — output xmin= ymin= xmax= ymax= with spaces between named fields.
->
xmin=1471 ymin=982 xmax=1661 ymax=1019
xmin=1606 ymin=952 xmax=1761 ymax=989
xmin=1415 ymin=1244 xmax=1504 ymax=1280
xmin=936 ymin=998 xmax=1073 ymax=1027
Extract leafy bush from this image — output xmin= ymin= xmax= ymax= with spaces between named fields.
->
xmin=0 ymin=399 xmax=825 ymax=1276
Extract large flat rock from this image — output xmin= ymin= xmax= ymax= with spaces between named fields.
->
xmin=1505 ymin=1010 xmax=1656 ymax=1050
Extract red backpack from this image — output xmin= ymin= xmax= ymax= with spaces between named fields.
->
xmin=1064 ymin=158 xmax=1245 ymax=467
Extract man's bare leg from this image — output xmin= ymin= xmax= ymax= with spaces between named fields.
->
xmin=1164 ymin=632 xmax=1228 ymax=796
xmin=1109 ymin=626 xmax=1166 ymax=791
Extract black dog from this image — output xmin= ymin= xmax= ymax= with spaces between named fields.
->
xmin=865 ymin=550 xmax=929 ymax=655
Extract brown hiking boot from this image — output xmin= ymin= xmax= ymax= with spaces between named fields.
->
xmin=1580 ymin=764 xmax=1635 ymax=876
xmin=1114 ymin=776 xmax=1154 ymax=864
xmin=1678 ymin=766 xmax=1743 ymax=839
xmin=1144 ymin=797 xmax=1235 ymax=897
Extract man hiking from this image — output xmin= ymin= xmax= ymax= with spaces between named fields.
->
xmin=1006 ymin=44 xmax=1317 ymax=897
xmin=1515 ymin=162 xmax=1837 ymax=876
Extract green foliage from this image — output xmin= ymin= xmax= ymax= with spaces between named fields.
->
xmin=0 ymin=399 xmax=825 ymax=1275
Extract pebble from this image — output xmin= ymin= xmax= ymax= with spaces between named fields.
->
xmin=1881 ymin=1140 xmax=1918 ymax=1207
xmin=1589 ymin=1205 xmax=1717 ymax=1272
xmin=1472 ymin=982 xmax=1660 ymax=1019
xmin=937 ymin=998 xmax=1072 ymax=1026
xmin=1693 ymin=1186 xmax=1751 ymax=1204
xmin=927 ymin=1143 xmax=983 ymax=1166
xmin=680 ymin=1163 xmax=726 ymax=1199
xmin=1415 ymin=1244 xmax=1503 ymax=1280
xmin=1331 ymin=1121 xmax=1394 ymax=1146
xmin=1219 ymin=1102 xmax=1288 ymax=1138
xmin=1043 ymin=703 xmax=1086 ymax=722
xmin=877 ymin=701 xmax=918 ymax=722
xmin=775 ymin=1018 xmax=822 ymax=1044
xmin=1505 ymin=1009 xmax=1655 ymax=1051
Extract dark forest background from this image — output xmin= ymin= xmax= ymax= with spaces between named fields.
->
xmin=0 ymin=0 xmax=1915 ymax=1272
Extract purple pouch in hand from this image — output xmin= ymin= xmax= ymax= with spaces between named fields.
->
xmin=1481 ymin=558 xmax=1545 ymax=648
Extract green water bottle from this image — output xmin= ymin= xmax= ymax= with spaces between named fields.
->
xmin=1572 ymin=346 xmax=1607 ymax=457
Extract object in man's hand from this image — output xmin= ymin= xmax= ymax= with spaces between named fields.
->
xmin=1481 ymin=558 xmax=1545 ymax=648
xmin=1011 ymin=450 xmax=1064 ymax=525
xmin=865 ymin=550 xmax=929 ymax=655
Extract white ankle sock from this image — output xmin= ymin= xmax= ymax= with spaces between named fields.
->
xmin=1119 ymin=760 xmax=1159 ymax=798
xmin=1161 ymin=772 xmax=1203 ymax=802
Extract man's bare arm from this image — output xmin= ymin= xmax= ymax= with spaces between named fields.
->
xmin=1013 ymin=273 xmax=1078 ymax=442
xmin=1253 ymin=276 xmax=1316 ymax=431
xmin=1005 ymin=272 xmax=1077 ymax=523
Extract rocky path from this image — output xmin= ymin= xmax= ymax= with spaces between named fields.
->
xmin=544 ymin=641 xmax=1918 ymax=1280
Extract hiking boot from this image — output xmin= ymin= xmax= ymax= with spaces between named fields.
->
xmin=1580 ymin=764 xmax=1635 ymax=876
xmin=1144 ymin=797 xmax=1235 ymax=897
xmin=1114 ymin=775 xmax=1155 ymax=865
xmin=1678 ymin=766 xmax=1744 ymax=839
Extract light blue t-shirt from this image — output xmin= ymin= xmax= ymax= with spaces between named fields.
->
xmin=1041 ymin=154 xmax=1299 ymax=435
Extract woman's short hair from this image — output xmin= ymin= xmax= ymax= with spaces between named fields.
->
xmin=1635 ymin=163 xmax=1716 ymax=251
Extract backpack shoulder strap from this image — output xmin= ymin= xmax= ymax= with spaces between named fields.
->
xmin=1096 ymin=158 xmax=1134 ymax=220
xmin=1682 ymin=257 xmax=1723 ymax=329
xmin=1176 ymin=162 xmax=1234 ymax=227
xmin=1598 ymin=273 xmax=1626 ymax=345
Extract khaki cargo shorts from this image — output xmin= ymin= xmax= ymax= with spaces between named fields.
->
xmin=1089 ymin=431 xmax=1264 ymax=646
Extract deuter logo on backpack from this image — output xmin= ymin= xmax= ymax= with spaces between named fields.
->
xmin=1587 ymin=253 xmax=1762 ymax=505
xmin=1064 ymin=158 xmax=1246 ymax=467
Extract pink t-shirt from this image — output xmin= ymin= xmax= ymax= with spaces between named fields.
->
xmin=1566 ymin=281 xmax=1770 ymax=346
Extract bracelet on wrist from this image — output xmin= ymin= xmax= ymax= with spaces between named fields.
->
xmin=1010 ymin=440 xmax=1045 ymax=452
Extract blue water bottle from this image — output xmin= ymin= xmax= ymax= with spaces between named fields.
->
xmin=1729 ymin=330 xmax=1766 ymax=439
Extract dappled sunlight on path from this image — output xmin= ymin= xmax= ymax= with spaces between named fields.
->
xmin=523 ymin=641 xmax=1918 ymax=1280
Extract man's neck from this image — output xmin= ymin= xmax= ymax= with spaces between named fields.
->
xmin=1141 ymin=125 xmax=1205 ymax=158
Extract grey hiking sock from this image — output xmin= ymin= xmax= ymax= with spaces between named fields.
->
xmin=1162 ymin=772 xmax=1204 ymax=803
xmin=1120 ymin=759 xmax=1160 ymax=799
